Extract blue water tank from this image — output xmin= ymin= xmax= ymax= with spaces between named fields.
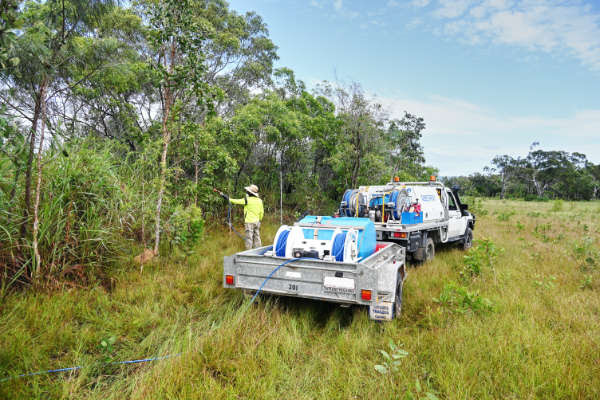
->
xmin=299 ymin=216 xmax=376 ymax=260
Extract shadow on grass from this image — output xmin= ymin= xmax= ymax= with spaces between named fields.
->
xmin=256 ymin=294 xmax=356 ymax=329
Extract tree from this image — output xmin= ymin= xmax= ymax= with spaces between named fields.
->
xmin=387 ymin=112 xmax=426 ymax=180
xmin=1 ymin=0 xmax=118 ymax=277
xmin=2 ymin=0 xmax=117 ymax=227
xmin=326 ymin=82 xmax=388 ymax=188
xmin=137 ymin=0 xmax=214 ymax=255
xmin=176 ymin=1 xmax=278 ymax=204
xmin=491 ymin=155 xmax=517 ymax=199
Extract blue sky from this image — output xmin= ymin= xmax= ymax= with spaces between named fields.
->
xmin=228 ymin=0 xmax=600 ymax=176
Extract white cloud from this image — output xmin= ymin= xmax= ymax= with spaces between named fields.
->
xmin=411 ymin=0 xmax=431 ymax=7
xmin=407 ymin=17 xmax=423 ymax=29
xmin=333 ymin=0 xmax=343 ymax=11
xmin=433 ymin=0 xmax=475 ymax=18
xmin=425 ymin=0 xmax=600 ymax=71
xmin=378 ymin=94 xmax=600 ymax=175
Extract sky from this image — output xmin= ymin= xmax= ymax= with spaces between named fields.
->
xmin=227 ymin=0 xmax=600 ymax=176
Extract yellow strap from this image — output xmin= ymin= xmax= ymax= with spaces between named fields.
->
xmin=355 ymin=187 xmax=370 ymax=217
xmin=382 ymin=191 xmax=392 ymax=222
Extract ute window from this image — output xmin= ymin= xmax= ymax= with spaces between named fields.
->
xmin=447 ymin=191 xmax=458 ymax=211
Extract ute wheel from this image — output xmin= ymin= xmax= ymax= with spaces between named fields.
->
xmin=424 ymin=238 xmax=435 ymax=262
xmin=393 ymin=269 xmax=404 ymax=319
xmin=462 ymin=227 xmax=473 ymax=250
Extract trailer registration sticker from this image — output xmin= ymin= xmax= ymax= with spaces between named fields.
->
xmin=323 ymin=277 xmax=355 ymax=294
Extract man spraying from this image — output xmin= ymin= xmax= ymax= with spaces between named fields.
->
xmin=218 ymin=184 xmax=264 ymax=249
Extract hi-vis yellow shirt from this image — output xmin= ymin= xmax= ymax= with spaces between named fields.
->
xmin=229 ymin=195 xmax=264 ymax=223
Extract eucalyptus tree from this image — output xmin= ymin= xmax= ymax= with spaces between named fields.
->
xmin=173 ymin=1 xmax=278 ymax=205
xmin=491 ymin=155 xmax=518 ymax=199
xmin=201 ymin=0 xmax=278 ymax=114
xmin=64 ymin=7 xmax=151 ymax=151
xmin=326 ymin=82 xmax=389 ymax=188
xmin=386 ymin=112 xmax=426 ymax=180
xmin=1 ymin=0 xmax=119 ymax=277
xmin=135 ymin=0 xmax=215 ymax=255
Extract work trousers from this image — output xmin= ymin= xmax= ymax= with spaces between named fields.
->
xmin=244 ymin=222 xmax=261 ymax=250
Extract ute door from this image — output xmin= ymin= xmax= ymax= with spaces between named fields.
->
xmin=446 ymin=189 xmax=467 ymax=239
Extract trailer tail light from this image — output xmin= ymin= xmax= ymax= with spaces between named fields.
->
xmin=393 ymin=232 xmax=407 ymax=238
xmin=361 ymin=289 xmax=372 ymax=301
xmin=225 ymin=275 xmax=234 ymax=285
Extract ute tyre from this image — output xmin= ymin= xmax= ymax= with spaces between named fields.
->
xmin=462 ymin=227 xmax=473 ymax=251
xmin=393 ymin=269 xmax=404 ymax=319
xmin=424 ymin=238 xmax=435 ymax=262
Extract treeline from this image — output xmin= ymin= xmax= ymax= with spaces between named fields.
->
xmin=0 ymin=0 xmax=433 ymax=288
xmin=443 ymin=144 xmax=600 ymax=200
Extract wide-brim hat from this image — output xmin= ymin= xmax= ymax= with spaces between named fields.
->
xmin=245 ymin=184 xmax=259 ymax=197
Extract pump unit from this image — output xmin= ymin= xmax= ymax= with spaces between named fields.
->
xmin=269 ymin=216 xmax=376 ymax=263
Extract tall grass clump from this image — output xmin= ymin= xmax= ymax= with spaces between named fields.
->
xmin=460 ymin=238 xmax=503 ymax=282
xmin=24 ymin=142 xmax=128 ymax=285
xmin=551 ymin=199 xmax=564 ymax=212
xmin=0 ymin=139 xmax=205 ymax=290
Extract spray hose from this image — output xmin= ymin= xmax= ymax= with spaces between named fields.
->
xmin=214 ymin=188 xmax=245 ymax=240
xmin=2 ymin=257 xmax=310 ymax=383
xmin=226 ymin=200 xmax=246 ymax=240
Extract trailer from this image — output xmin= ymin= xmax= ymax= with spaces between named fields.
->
xmin=223 ymin=218 xmax=406 ymax=321
xmin=339 ymin=178 xmax=475 ymax=262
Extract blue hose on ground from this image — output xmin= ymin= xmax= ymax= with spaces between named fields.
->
xmin=2 ymin=259 xmax=309 ymax=383
xmin=0 ymin=354 xmax=181 ymax=383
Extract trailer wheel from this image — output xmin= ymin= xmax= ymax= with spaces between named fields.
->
xmin=424 ymin=238 xmax=435 ymax=262
xmin=393 ymin=269 xmax=404 ymax=318
xmin=462 ymin=227 xmax=473 ymax=251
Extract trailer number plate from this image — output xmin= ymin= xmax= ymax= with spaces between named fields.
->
xmin=323 ymin=277 xmax=355 ymax=294
xmin=286 ymin=271 xmax=302 ymax=279
xmin=288 ymin=283 xmax=298 ymax=291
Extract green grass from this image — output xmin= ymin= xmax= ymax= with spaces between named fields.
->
xmin=1 ymin=199 xmax=600 ymax=399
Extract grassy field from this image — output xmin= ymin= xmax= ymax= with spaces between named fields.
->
xmin=1 ymin=199 xmax=599 ymax=399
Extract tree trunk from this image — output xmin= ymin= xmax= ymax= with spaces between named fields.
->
xmin=532 ymin=172 xmax=544 ymax=197
xmin=500 ymin=173 xmax=506 ymax=199
xmin=32 ymin=78 xmax=48 ymax=280
xmin=21 ymin=96 xmax=42 ymax=239
xmin=194 ymin=140 xmax=199 ymax=206
xmin=153 ymin=39 xmax=176 ymax=256
xmin=153 ymin=87 xmax=172 ymax=256
xmin=351 ymin=126 xmax=361 ymax=188
xmin=234 ymin=146 xmax=252 ymax=192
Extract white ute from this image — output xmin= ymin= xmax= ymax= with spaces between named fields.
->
xmin=339 ymin=178 xmax=476 ymax=262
